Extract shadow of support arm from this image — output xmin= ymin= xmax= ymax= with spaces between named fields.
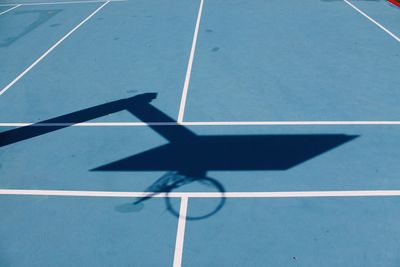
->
xmin=126 ymin=94 xmax=197 ymax=143
xmin=0 ymin=93 xmax=162 ymax=147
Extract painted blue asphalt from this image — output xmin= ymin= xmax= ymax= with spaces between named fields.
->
xmin=184 ymin=197 xmax=400 ymax=266
xmin=1 ymin=125 xmax=399 ymax=192
xmin=184 ymin=0 xmax=400 ymax=121
xmin=0 ymin=6 xmax=12 ymax=12
xmin=1 ymin=194 xmax=400 ymax=266
xmin=0 ymin=0 xmax=198 ymax=122
xmin=1 ymin=1 xmax=400 ymax=266
xmin=0 ymin=0 xmax=91 ymax=3
xmin=0 ymin=3 xmax=99 ymax=88
xmin=2 ymin=195 xmax=400 ymax=266
xmin=349 ymin=0 xmax=400 ymax=38
xmin=0 ymin=195 xmax=180 ymax=266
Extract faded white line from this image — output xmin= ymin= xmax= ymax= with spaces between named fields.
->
xmin=173 ymin=197 xmax=188 ymax=267
xmin=2 ymin=121 xmax=400 ymax=127
xmin=0 ymin=0 xmax=123 ymax=6
xmin=0 ymin=1 xmax=110 ymax=96
xmin=0 ymin=4 xmax=21 ymax=15
xmin=343 ymin=0 xmax=400 ymax=43
xmin=177 ymin=0 xmax=204 ymax=123
xmin=2 ymin=189 xmax=400 ymax=198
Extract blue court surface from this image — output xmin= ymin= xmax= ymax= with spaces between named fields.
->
xmin=1 ymin=0 xmax=400 ymax=266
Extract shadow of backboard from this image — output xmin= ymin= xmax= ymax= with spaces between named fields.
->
xmin=0 ymin=93 xmax=357 ymax=219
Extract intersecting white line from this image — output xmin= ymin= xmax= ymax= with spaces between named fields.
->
xmin=343 ymin=0 xmax=400 ymax=43
xmin=0 ymin=1 xmax=110 ymax=96
xmin=173 ymin=197 xmax=188 ymax=267
xmin=0 ymin=4 xmax=21 ymax=15
xmin=2 ymin=189 xmax=400 ymax=198
xmin=177 ymin=0 xmax=204 ymax=123
xmin=1 ymin=121 xmax=400 ymax=127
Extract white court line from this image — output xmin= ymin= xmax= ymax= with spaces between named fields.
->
xmin=0 ymin=0 xmax=123 ymax=6
xmin=184 ymin=121 xmax=400 ymax=126
xmin=173 ymin=197 xmax=188 ymax=267
xmin=2 ymin=121 xmax=400 ymax=127
xmin=2 ymin=189 xmax=400 ymax=198
xmin=0 ymin=4 xmax=21 ymax=15
xmin=343 ymin=0 xmax=400 ymax=43
xmin=177 ymin=0 xmax=204 ymax=123
xmin=0 ymin=1 xmax=110 ymax=96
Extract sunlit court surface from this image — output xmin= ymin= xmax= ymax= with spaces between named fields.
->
xmin=1 ymin=0 xmax=400 ymax=266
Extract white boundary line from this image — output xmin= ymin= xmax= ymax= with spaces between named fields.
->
xmin=177 ymin=0 xmax=204 ymax=123
xmin=0 ymin=4 xmax=21 ymax=15
xmin=343 ymin=0 xmax=400 ymax=43
xmin=0 ymin=0 xmax=123 ymax=6
xmin=1 ymin=121 xmax=400 ymax=127
xmin=173 ymin=197 xmax=188 ymax=267
xmin=2 ymin=189 xmax=400 ymax=198
xmin=0 ymin=1 xmax=110 ymax=96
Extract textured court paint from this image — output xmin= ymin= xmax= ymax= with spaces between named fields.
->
xmin=0 ymin=0 xmax=198 ymax=122
xmin=0 ymin=195 xmax=179 ymax=266
xmin=0 ymin=0 xmax=125 ymax=6
xmin=1 ymin=125 xmax=400 ymax=192
xmin=183 ymin=197 xmax=400 ymax=266
xmin=0 ymin=1 xmax=110 ymax=96
xmin=0 ymin=4 xmax=21 ymax=15
xmin=0 ymin=4 xmax=100 ymax=89
xmin=0 ymin=0 xmax=110 ymax=4
xmin=1 ymin=2 xmax=400 ymax=265
xmin=348 ymin=0 xmax=400 ymax=38
xmin=183 ymin=0 xmax=400 ymax=122
xmin=343 ymin=0 xmax=400 ymax=42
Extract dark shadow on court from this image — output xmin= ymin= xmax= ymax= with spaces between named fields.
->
xmin=0 ymin=93 xmax=357 ymax=219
